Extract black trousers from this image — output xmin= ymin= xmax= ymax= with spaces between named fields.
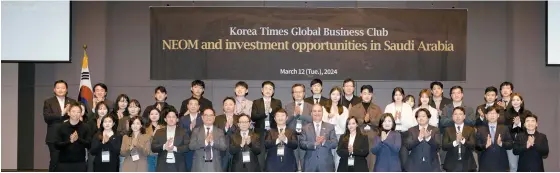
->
xmin=47 ymin=143 xmax=59 ymax=172
xmin=399 ymin=131 xmax=409 ymax=171
xmin=56 ymin=162 xmax=86 ymax=172
xmin=257 ymin=130 xmax=267 ymax=171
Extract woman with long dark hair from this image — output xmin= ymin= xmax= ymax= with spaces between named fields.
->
xmin=336 ymin=117 xmax=369 ymax=172
xmin=322 ymin=86 xmax=349 ymax=169
xmin=121 ymin=116 xmax=151 ymax=172
xmin=90 ymin=115 xmax=122 ymax=172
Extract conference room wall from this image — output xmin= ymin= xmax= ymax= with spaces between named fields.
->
xmin=2 ymin=63 xmax=18 ymax=169
xmin=28 ymin=1 xmax=559 ymax=170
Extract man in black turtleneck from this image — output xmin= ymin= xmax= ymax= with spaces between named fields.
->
xmin=55 ymin=103 xmax=92 ymax=172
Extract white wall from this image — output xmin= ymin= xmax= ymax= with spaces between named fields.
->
xmin=1 ymin=63 xmax=18 ymax=169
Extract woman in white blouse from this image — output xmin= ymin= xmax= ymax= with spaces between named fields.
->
xmin=384 ymin=87 xmax=415 ymax=132
xmin=322 ymin=87 xmax=349 ymax=171
xmin=412 ymin=89 xmax=439 ymax=127
xmin=384 ymin=87 xmax=414 ymax=171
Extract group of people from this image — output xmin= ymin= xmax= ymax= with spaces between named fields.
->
xmin=43 ymin=78 xmax=549 ymax=172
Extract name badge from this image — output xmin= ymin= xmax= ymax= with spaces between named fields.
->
xmin=101 ymin=151 xmax=110 ymax=162
xmin=364 ymin=125 xmax=371 ymax=131
xmin=242 ymin=151 xmax=250 ymax=163
xmin=296 ymin=120 xmax=302 ymax=132
xmin=131 ymin=148 xmax=139 ymax=162
xmin=265 ymin=120 xmax=270 ymax=130
xmin=422 ymin=157 xmax=425 ymax=162
xmin=277 ymin=145 xmax=285 ymax=156
xmin=348 ymin=156 xmax=355 ymax=166
xmin=166 ymin=152 xmax=175 ymax=163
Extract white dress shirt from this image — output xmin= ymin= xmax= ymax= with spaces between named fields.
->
xmin=322 ymin=106 xmax=348 ymax=135
xmin=452 ymin=123 xmax=466 ymax=147
xmin=349 ymin=133 xmax=356 ymax=146
xmin=276 ymin=126 xmax=288 ymax=144
xmin=189 ymin=113 xmax=198 ymax=122
xmin=57 ymin=96 xmax=65 ymax=116
xmin=418 ymin=125 xmax=432 ymax=142
xmin=204 ymin=125 xmax=214 ymax=159
xmin=164 ymin=125 xmax=178 ymax=152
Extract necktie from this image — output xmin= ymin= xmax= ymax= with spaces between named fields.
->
xmin=205 ymin=127 xmax=211 ymax=160
xmin=315 ymin=98 xmax=319 ymax=104
xmin=490 ymin=126 xmax=496 ymax=143
xmin=457 ymin=126 xmax=461 ymax=133
xmin=280 ymin=128 xmax=284 ymax=133
xmin=315 ymin=124 xmax=320 ymax=135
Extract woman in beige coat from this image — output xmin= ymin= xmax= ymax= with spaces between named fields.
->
xmin=121 ymin=116 xmax=151 ymax=172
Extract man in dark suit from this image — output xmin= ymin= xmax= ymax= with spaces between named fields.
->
xmin=251 ymin=81 xmax=282 ymax=170
xmin=513 ymin=114 xmax=549 ymax=172
xmin=214 ymin=97 xmax=239 ymax=171
xmin=475 ymin=86 xmax=506 ymax=127
xmin=180 ymin=80 xmax=213 ymax=115
xmin=404 ymin=108 xmax=441 ymax=172
xmin=265 ymin=109 xmax=298 ymax=172
xmin=428 ymin=81 xmax=452 ymax=114
xmin=304 ymin=79 xmax=328 ymax=106
xmin=442 ymin=107 xmax=477 ymax=172
xmin=475 ymin=106 xmax=513 ymax=171
xmin=284 ymin=83 xmax=313 ymax=171
xmin=142 ymin=86 xmax=175 ymax=121
xmin=43 ymin=80 xmax=77 ymax=172
xmin=497 ymin=82 xmax=514 ymax=109
xmin=151 ymin=107 xmax=191 ymax=172
xmin=229 ymin=114 xmax=261 ymax=171
xmin=341 ymin=78 xmax=361 ymax=108
xmin=179 ymin=98 xmax=203 ymax=171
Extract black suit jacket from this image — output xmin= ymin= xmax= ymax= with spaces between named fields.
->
xmin=251 ymin=98 xmax=282 ymax=133
xmin=180 ymin=96 xmax=213 ymax=115
xmin=513 ymin=131 xmax=549 ymax=172
xmin=475 ymin=124 xmax=513 ymax=171
xmin=336 ymin=131 xmax=369 ymax=172
xmin=504 ymin=107 xmax=532 ymax=139
xmin=264 ymin=127 xmax=298 ymax=172
xmin=229 ymin=130 xmax=261 ymax=172
xmin=442 ymin=125 xmax=477 ymax=172
xmin=428 ymin=96 xmax=452 ymax=110
xmin=43 ymin=96 xmax=77 ymax=143
xmin=404 ymin=125 xmax=441 ymax=172
xmin=151 ymin=126 xmax=191 ymax=172
xmin=304 ymin=96 xmax=328 ymax=106
xmin=475 ymin=103 xmax=506 ymax=127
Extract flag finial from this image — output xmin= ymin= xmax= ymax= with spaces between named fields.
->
xmin=83 ymin=44 xmax=87 ymax=50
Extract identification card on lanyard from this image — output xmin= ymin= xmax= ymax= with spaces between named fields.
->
xmin=101 ymin=151 xmax=110 ymax=162
xmin=131 ymin=147 xmax=139 ymax=162
xmin=166 ymin=152 xmax=175 ymax=163
xmin=277 ymin=145 xmax=285 ymax=156
xmin=296 ymin=120 xmax=302 ymax=132
xmin=265 ymin=120 xmax=270 ymax=130
xmin=348 ymin=155 xmax=355 ymax=166
xmin=242 ymin=151 xmax=251 ymax=163
xmin=364 ymin=125 xmax=371 ymax=131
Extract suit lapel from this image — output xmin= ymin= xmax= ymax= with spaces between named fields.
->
xmin=173 ymin=126 xmax=181 ymax=145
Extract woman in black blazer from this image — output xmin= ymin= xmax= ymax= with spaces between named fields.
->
xmin=90 ymin=115 xmax=122 ymax=172
xmin=336 ymin=117 xmax=369 ymax=172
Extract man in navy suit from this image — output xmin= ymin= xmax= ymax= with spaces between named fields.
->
xmin=179 ymin=98 xmax=203 ymax=171
xmin=476 ymin=106 xmax=513 ymax=171
xmin=299 ymin=104 xmax=338 ymax=172
xmin=265 ymin=109 xmax=298 ymax=171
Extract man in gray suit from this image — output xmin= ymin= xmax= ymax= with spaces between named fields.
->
xmin=284 ymin=83 xmax=313 ymax=171
xmin=299 ymin=104 xmax=338 ymax=172
xmin=189 ymin=108 xmax=227 ymax=172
